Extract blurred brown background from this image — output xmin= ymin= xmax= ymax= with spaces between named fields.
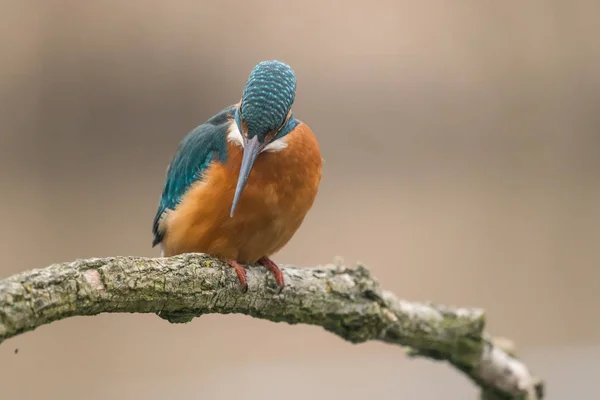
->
xmin=1 ymin=1 xmax=599 ymax=399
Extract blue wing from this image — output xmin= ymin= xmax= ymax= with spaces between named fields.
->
xmin=152 ymin=105 xmax=236 ymax=246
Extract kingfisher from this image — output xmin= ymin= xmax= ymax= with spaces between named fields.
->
xmin=152 ymin=60 xmax=322 ymax=293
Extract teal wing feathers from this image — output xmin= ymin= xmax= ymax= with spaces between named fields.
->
xmin=152 ymin=105 xmax=236 ymax=247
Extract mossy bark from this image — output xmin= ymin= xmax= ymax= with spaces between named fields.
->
xmin=0 ymin=253 xmax=543 ymax=399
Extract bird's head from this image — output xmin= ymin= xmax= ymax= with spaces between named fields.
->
xmin=230 ymin=60 xmax=297 ymax=217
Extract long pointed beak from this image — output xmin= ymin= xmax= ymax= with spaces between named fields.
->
xmin=230 ymin=135 xmax=262 ymax=217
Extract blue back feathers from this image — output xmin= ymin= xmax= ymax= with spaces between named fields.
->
xmin=152 ymin=105 xmax=234 ymax=246
xmin=240 ymin=60 xmax=296 ymax=141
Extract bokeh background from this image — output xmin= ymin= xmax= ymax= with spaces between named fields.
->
xmin=1 ymin=1 xmax=599 ymax=399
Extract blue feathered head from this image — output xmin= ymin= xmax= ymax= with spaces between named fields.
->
xmin=238 ymin=60 xmax=296 ymax=142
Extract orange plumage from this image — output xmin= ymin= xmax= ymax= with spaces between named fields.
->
xmin=152 ymin=60 xmax=321 ymax=292
xmin=161 ymin=122 xmax=322 ymax=262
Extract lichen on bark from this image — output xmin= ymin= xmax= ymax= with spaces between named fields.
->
xmin=0 ymin=253 xmax=543 ymax=399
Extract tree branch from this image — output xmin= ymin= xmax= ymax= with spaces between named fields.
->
xmin=0 ymin=254 xmax=543 ymax=399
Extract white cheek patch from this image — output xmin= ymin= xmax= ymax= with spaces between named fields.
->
xmin=228 ymin=120 xmax=288 ymax=153
xmin=227 ymin=121 xmax=244 ymax=148
xmin=262 ymin=136 xmax=288 ymax=153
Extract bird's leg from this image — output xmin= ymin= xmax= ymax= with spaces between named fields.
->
xmin=227 ymin=260 xmax=248 ymax=293
xmin=258 ymin=256 xmax=285 ymax=293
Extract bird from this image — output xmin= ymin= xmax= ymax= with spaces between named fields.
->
xmin=151 ymin=60 xmax=322 ymax=293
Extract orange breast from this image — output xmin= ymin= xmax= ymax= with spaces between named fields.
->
xmin=161 ymin=122 xmax=322 ymax=263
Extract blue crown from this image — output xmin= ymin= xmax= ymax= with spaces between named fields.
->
xmin=240 ymin=60 xmax=296 ymax=139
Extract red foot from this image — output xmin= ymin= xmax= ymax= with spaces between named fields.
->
xmin=227 ymin=260 xmax=248 ymax=293
xmin=258 ymin=256 xmax=285 ymax=293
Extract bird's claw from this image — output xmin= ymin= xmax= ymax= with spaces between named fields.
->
xmin=227 ymin=258 xmax=285 ymax=293
xmin=227 ymin=260 xmax=248 ymax=293
xmin=258 ymin=256 xmax=285 ymax=293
